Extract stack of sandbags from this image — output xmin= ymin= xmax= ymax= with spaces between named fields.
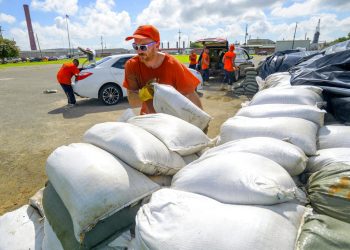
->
xmin=217 ymin=116 xmax=318 ymax=156
xmin=153 ymin=83 xmax=212 ymax=130
xmin=0 ymin=204 xmax=44 ymax=250
xmin=302 ymin=124 xmax=350 ymax=232
xmin=233 ymin=69 xmax=259 ymax=96
xmin=127 ymin=113 xmax=212 ymax=157
xmin=134 ymin=189 xmax=309 ymax=250
xmin=44 ymin=143 xmax=160 ymax=249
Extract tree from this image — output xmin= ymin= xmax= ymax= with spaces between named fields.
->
xmin=326 ymin=32 xmax=350 ymax=47
xmin=0 ymin=38 xmax=20 ymax=64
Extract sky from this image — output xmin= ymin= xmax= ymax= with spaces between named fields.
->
xmin=0 ymin=0 xmax=350 ymax=51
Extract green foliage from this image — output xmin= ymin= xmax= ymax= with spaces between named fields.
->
xmin=0 ymin=38 xmax=20 ymax=63
xmin=326 ymin=32 xmax=350 ymax=46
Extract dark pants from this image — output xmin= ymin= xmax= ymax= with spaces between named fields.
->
xmin=202 ymin=69 xmax=209 ymax=82
xmin=189 ymin=64 xmax=196 ymax=70
xmin=60 ymin=84 xmax=76 ymax=104
xmin=223 ymin=70 xmax=235 ymax=85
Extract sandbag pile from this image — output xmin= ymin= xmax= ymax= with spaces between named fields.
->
xmin=232 ymin=69 xmax=259 ymax=96
xmin=40 ymin=113 xmax=211 ymax=249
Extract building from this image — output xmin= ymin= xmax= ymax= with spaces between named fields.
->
xmin=242 ymin=39 xmax=276 ymax=55
xmin=275 ymin=40 xmax=311 ymax=52
xmin=19 ymin=48 xmax=131 ymax=58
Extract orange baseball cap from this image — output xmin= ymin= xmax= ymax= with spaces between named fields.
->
xmin=125 ymin=25 xmax=160 ymax=42
xmin=229 ymin=44 xmax=235 ymax=51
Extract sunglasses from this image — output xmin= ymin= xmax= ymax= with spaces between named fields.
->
xmin=132 ymin=41 xmax=157 ymax=51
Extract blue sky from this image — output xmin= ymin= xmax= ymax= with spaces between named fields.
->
xmin=1 ymin=0 xmax=350 ymax=51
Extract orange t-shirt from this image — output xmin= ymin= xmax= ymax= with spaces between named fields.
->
xmin=123 ymin=54 xmax=200 ymax=114
xmin=223 ymin=51 xmax=236 ymax=72
xmin=57 ymin=62 xmax=80 ymax=85
xmin=201 ymin=52 xmax=210 ymax=70
xmin=189 ymin=53 xmax=197 ymax=65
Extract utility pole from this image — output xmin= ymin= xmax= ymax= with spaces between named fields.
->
xmin=291 ymin=22 xmax=298 ymax=49
xmin=101 ymin=36 xmax=104 ymax=57
xmin=178 ymin=29 xmax=181 ymax=54
xmin=244 ymin=24 xmax=248 ymax=45
xmin=65 ymin=14 xmax=72 ymax=57
xmin=0 ymin=26 xmax=4 ymax=38
xmin=35 ymin=33 xmax=42 ymax=58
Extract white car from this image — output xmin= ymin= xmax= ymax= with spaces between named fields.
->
xmin=73 ymin=54 xmax=203 ymax=105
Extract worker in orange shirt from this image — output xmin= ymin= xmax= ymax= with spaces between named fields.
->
xmin=56 ymin=59 xmax=80 ymax=108
xmin=201 ymin=47 xmax=210 ymax=86
xmin=123 ymin=25 xmax=203 ymax=115
xmin=221 ymin=44 xmax=236 ymax=91
xmin=188 ymin=50 xmax=197 ymax=70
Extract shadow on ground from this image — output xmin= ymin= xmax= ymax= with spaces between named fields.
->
xmin=48 ymin=98 xmax=130 ymax=119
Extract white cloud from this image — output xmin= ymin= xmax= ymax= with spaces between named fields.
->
xmin=13 ymin=0 xmax=131 ymax=50
xmin=0 ymin=13 xmax=16 ymax=24
xmin=31 ymin=0 xmax=79 ymax=16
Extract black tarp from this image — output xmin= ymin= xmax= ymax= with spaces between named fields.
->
xmin=258 ymin=50 xmax=320 ymax=79
xmin=290 ymin=42 xmax=350 ymax=123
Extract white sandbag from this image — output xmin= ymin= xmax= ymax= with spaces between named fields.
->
xmin=0 ymin=205 xmax=44 ymax=250
xmin=46 ymin=143 xmax=160 ymax=242
xmin=318 ymin=125 xmax=350 ymax=149
xmin=236 ymin=104 xmax=326 ymax=127
xmin=307 ymin=148 xmax=350 ymax=173
xmin=218 ymin=116 xmax=318 ymax=155
xmin=42 ymin=219 xmax=63 ymax=250
xmin=264 ymin=72 xmax=291 ymax=89
xmin=135 ymin=188 xmax=308 ymax=250
xmin=29 ymin=187 xmax=45 ymax=217
xmin=172 ymin=152 xmax=305 ymax=205
xmin=117 ymin=108 xmax=136 ymax=122
xmin=201 ymin=137 xmax=307 ymax=176
xmin=146 ymin=175 xmax=173 ymax=187
xmin=182 ymin=153 xmax=199 ymax=165
xmin=249 ymin=87 xmax=323 ymax=107
xmin=83 ymin=122 xmax=185 ymax=175
xmin=153 ymin=83 xmax=212 ymax=130
xmin=128 ymin=113 xmax=212 ymax=156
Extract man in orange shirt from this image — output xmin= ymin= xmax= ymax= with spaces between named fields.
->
xmin=56 ymin=59 xmax=80 ymax=107
xmin=201 ymin=48 xmax=210 ymax=86
xmin=221 ymin=44 xmax=236 ymax=91
xmin=188 ymin=50 xmax=197 ymax=70
xmin=123 ymin=25 xmax=203 ymax=114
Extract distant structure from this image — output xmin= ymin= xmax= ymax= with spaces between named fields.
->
xmin=242 ymin=39 xmax=276 ymax=55
xmin=23 ymin=4 xmax=37 ymax=50
xmin=275 ymin=39 xmax=310 ymax=52
xmin=310 ymin=19 xmax=321 ymax=50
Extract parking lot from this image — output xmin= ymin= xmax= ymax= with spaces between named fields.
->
xmin=0 ymin=61 xmax=257 ymax=215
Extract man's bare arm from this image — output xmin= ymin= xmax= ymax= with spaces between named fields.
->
xmin=127 ymin=90 xmax=142 ymax=108
xmin=185 ymin=91 xmax=203 ymax=109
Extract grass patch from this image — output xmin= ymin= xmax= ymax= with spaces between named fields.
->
xmin=0 ymin=58 xmax=101 ymax=69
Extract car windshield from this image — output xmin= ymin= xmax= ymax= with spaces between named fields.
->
xmin=84 ymin=57 xmax=112 ymax=69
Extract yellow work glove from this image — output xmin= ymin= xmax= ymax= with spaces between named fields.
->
xmin=138 ymin=84 xmax=154 ymax=102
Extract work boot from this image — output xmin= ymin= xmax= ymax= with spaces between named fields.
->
xmin=203 ymin=81 xmax=210 ymax=86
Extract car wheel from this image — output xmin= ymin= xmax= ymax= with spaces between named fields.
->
xmin=99 ymin=83 xmax=122 ymax=105
xmin=234 ymin=69 xmax=240 ymax=82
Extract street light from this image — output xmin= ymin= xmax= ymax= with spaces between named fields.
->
xmin=65 ymin=14 xmax=72 ymax=57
